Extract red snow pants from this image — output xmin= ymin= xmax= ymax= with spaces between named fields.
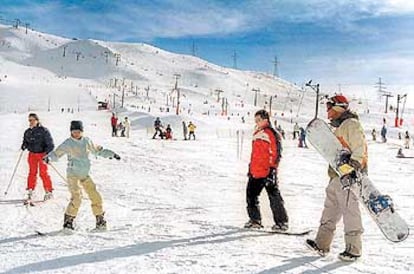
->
xmin=27 ymin=152 xmax=53 ymax=192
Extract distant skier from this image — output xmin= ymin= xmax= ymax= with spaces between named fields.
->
xmin=123 ymin=117 xmax=131 ymax=138
xmin=152 ymin=117 xmax=164 ymax=139
xmin=277 ymin=125 xmax=285 ymax=139
xmin=397 ymin=148 xmax=405 ymax=158
xmin=381 ymin=125 xmax=387 ymax=143
xmin=117 ymin=121 xmax=125 ymax=137
xmin=298 ymin=127 xmax=308 ymax=148
xmin=43 ymin=121 xmax=120 ymax=231
xmin=188 ymin=121 xmax=196 ymax=140
xmin=293 ymin=122 xmax=300 ymax=140
xmin=404 ymin=131 xmax=410 ymax=149
xmin=306 ymin=95 xmax=367 ymax=262
xmin=21 ymin=113 xmax=55 ymax=202
xmin=111 ymin=113 xmax=118 ymax=137
xmin=182 ymin=121 xmax=188 ymax=140
xmin=165 ymin=124 xmax=172 ymax=140
xmin=244 ymin=109 xmax=288 ymax=231
xmin=371 ymin=129 xmax=377 ymax=141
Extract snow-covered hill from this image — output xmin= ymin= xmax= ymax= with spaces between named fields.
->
xmin=0 ymin=23 xmax=413 ymax=273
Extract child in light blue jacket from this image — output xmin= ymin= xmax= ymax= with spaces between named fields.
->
xmin=45 ymin=120 xmax=120 ymax=231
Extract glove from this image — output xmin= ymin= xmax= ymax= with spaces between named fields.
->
xmin=21 ymin=144 xmax=26 ymax=151
xmin=337 ymin=150 xmax=362 ymax=170
xmin=113 ymin=153 xmax=121 ymax=160
xmin=348 ymin=158 xmax=362 ymax=170
xmin=42 ymin=156 xmax=50 ymax=164
xmin=247 ymin=164 xmax=252 ymax=178
xmin=340 ymin=169 xmax=359 ymax=189
xmin=265 ymin=168 xmax=277 ymax=187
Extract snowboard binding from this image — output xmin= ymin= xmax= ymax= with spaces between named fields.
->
xmin=368 ymin=194 xmax=394 ymax=215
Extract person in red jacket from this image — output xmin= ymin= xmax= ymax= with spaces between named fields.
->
xmin=111 ymin=113 xmax=118 ymax=137
xmin=244 ymin=109 xmax=289 ymax=231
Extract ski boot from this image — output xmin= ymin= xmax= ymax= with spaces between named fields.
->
xmin=305 ymin=239 xmax=328 ymax=257
xmin=63 ymin=214 xmax=75 ymax=232
xmin=43 ymin=191 xmax=53 ymax=201
xmin=95 ymin=214 xmax=107 ymax=231
xmin=271 ymin=222 xmax=289 ymax=232
xmin=338 ymin=250 xmax=360 ymax=262
xmin=24 ymin=189 xmax=34 ymax=206
xmin=244 ymin=220 xmax=263 ymax=229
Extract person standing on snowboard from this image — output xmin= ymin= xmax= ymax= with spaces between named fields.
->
xmin=306 ymin=95 xmax=367 ymax=261
xmin=43 ymin=121 xmax=121 ymax=231
xmin=21 ymin=113 xmax=55 ymax=201
xmin=244 ymin=109 xmax=289 ymax=231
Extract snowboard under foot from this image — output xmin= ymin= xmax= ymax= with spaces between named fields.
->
xmin=244 ymin=227 xmax=312 ymax=236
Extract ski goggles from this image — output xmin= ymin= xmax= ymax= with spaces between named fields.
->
xmin=326 ymin=98 xmax=348 ymax=110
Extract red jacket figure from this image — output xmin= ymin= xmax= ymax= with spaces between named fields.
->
xmin=249 ymin=124 xmax=278 ymax=178
xmin=111 ymin=113 xmax=118 ymax=137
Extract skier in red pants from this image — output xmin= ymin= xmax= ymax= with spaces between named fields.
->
xmin=21 ymin=113 xmax=55 ymax=202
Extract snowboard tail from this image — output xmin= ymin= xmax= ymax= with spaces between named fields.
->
xmin=306 ymin=118 xmax=409 ymax=242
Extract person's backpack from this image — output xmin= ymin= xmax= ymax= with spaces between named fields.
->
xmin=268 ymin=127 xmax=283 ymax=165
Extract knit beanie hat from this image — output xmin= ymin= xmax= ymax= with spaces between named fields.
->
xmin=70 ymin=120 xmax=83 ymax=131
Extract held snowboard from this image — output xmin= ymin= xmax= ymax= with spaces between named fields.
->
xmin=306 ymin=118 xmax=409 ymax=242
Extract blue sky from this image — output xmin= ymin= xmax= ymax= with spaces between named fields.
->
xmin=1 ymin=0 xmax=414 ymax=86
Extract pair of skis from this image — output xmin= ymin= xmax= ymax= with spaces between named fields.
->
xmin=0 ymin=198 xmax=46 ymax=207
xmin=35 ymin=226 xmax=128 ymax=237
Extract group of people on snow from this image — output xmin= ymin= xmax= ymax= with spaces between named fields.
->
xmin=21 ymin=113 xmax=121 ymax=231
xmin=111 ymin=113 xmax=130 ymax=138
xmin=246 ymin=95 xmax=366 ymax=262
xmin=372 ymin=121 xmax=412 ymax=151
xmin=290 ymin=122 xmax=308 ymax=148
xmin=152 ymin=117 xmax=197 ymax=140
xmin=17 ymin=93 xmax=368 ymax=262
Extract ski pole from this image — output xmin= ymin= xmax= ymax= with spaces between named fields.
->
xmin=4 ymin=150 xmax=24 ymax=196
xmin=240 ymin=130 xmax=244 ymax=159
xmin=236 ymin=130 xmax=240 ymax=159
xmin=49 ymin=162 xmax=68 ymax=185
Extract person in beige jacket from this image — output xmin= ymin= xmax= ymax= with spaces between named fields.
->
xmin=306 ymin=95 xmax=367 ymax=262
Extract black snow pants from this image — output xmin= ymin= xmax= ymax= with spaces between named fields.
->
xmin=152 ymin=127 xmax=164 ymax=139
xmin=112 ymin=125 xmax=117 ymax=137
xmin=246 ymin=171 xmax=288 ymax=225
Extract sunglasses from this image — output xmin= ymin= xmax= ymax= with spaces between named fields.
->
xmin=28 ymin=118 xmax=37 ymax=122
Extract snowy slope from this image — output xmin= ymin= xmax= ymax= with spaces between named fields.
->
xmin=0 ymin=23 xmax=414 ymax=274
